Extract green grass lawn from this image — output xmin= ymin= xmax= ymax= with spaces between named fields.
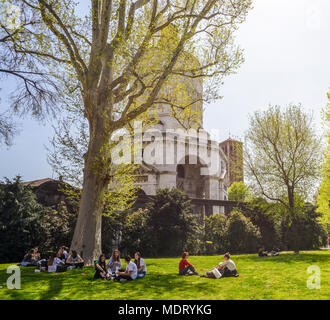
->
xmin=0 ymin=251 xmax=329 ymax=300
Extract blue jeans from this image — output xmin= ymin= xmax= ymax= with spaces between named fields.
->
xmin=179 ymin=266 xmax=195 ymax=275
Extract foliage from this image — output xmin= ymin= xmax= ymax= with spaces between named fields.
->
xmin=102 ymin=188 xmax=201 ymax=257
xmin=317 ymin=91 xmax=330 ymax=228
xmin=0 ymin=177 xmax=78 ymax=262
xmin=0 ymin=177 xmax=48 ymax=263
xmin=228 ymin=181 xmax=251 ymax=201
xmin=204 ymin=214 xmax=228 ymax=254
xmin=146 ymin=188 xmax=202 ymax=257
xmin=226 ymin=211 xmax=261 ymax=253
xmin=287 ymin=204 xmax=328 ymax=251
xmin=0 ymin=110 xmax=16 ymax=146
xmin=245 ymin=104 xmax=321 ymax=222
xmin=42 ymin=201 xmax=77 ymax=252
xmin=119 ymin=208 xmax=154 ymax=256
xmin=238 ymin=197 xmax=282 ymax=250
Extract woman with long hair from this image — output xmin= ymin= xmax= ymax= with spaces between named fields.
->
xmin=94 ymin=254 xmax=111 ymax=280
xmin=107 ymin=249 xmax=123 ymax=274
xmin=47 ymin=252 xmax=65 ymax=273
xmin=134 ymin=252 xmax=147 ymax=278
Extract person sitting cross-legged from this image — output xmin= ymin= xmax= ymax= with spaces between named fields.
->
xmin=66 ymin=250 xmax=84 ymax=269
xmin=179 ymin=252 xmax=198 ymax=276
xmin=201 ymin=252 xmax=239 ymax=279
xmin=114 ymin=255 xmax=137 ymax=282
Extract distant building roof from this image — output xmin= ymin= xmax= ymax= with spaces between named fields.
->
xmin=23 ymin=178 xmax=56 ymax=187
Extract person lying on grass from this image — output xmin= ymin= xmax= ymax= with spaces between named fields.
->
xmin=201 ymin=252 xmax=239 ymax=278
xmin=258 ymin=246 xmax=268 ymax=257
xmin=258 ymin=246 xmax=280 ymax=257
xmin=114 ymin=255 xmax=137 ymax=282
xmin=134 ymin=252 xmax=147 ymax=278
xmin=179 ymin=252 xmax=199 ymax=276
xmin=94 ymin=254 xmax=111 ymax=280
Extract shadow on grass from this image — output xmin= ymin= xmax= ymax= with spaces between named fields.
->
xmin=4 ymin=268 xmax=230 ymax=300
xmin=3 ymin=269 xmax=86 ymax=300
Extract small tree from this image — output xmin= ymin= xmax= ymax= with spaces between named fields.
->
xmin=288 ymin=204 xmax=327 ymax=250
xmin=245 ymin=104 xmax=321 ymax=252
xmin=42 ymin=201 xmax=77 ymax=252
xmin=239 ymin=197 xmax=282 ymax=250
xmin=228 ymin=181 xmax=251 ymax=202
xmin=227 ymin=211 xmax=261 ymax=253
xmin=204 ymin=213 xmax=228 ymax=254
xmin=147 ymin=188 xmax=201 ymax=256
xmin=120 ymin=208 xmax=153 ymax=256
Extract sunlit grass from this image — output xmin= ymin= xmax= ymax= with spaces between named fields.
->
xmin=0 ymin=251 xmax=329 ymax=300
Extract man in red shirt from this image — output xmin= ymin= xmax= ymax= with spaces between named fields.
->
xmin=179 ymin=252 xmax=199 ymax=275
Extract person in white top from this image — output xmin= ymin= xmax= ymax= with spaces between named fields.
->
xmin=115 ymin=256 xmax=137 ymax=281
xmin=134 ymin=252 xmax=147 ymax=278
xmin=47 ymin=252 xmax=66 ymax=273
xmin=201 ymin=252 xmax=239 ymax=278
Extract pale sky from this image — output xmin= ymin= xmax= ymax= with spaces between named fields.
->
xmin=0 ymin=0 xmax=329 ymax=181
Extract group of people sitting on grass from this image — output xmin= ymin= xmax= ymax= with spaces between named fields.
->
xmin=19 ymin=246 xmax=245 ymax=280
xmin=19 ymin=246 xmax=84 ymax=273
xmin=179 ymin=252 xmax=239 ymax=279
xmin=94 ymin=250 xmax=147 ymax=282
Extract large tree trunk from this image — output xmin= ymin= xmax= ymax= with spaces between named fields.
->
xmin=70 ymin=113 xmax=110 ymax=265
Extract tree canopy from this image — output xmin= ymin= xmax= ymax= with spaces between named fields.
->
xmin=245 ymin=104 xmax=321 ymax=218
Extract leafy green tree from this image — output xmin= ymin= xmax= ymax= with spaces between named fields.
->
xmin=239 ymin=197 xmax=282 ymax=250
xmin=120 ymin=208 xmax=154 ymax=256
xmin=228 ymin=181 xmax=251 ymax=202
xmin=42 ymin=201 xmax=77 ymax=252
xmin=147 ymin=188 xmax=201 ymax=256
xmin=204 ymin=213 xmax=228 ymax=254
xmin=288 ymin=204 xmax=327 ymax=250
xmin=245 ymin=104 xmax=321 ymax=252
xmin=227 ymin=211 xmax=261 ymax=253
xmin=0 ymin=177 xmax=48 ymax=262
